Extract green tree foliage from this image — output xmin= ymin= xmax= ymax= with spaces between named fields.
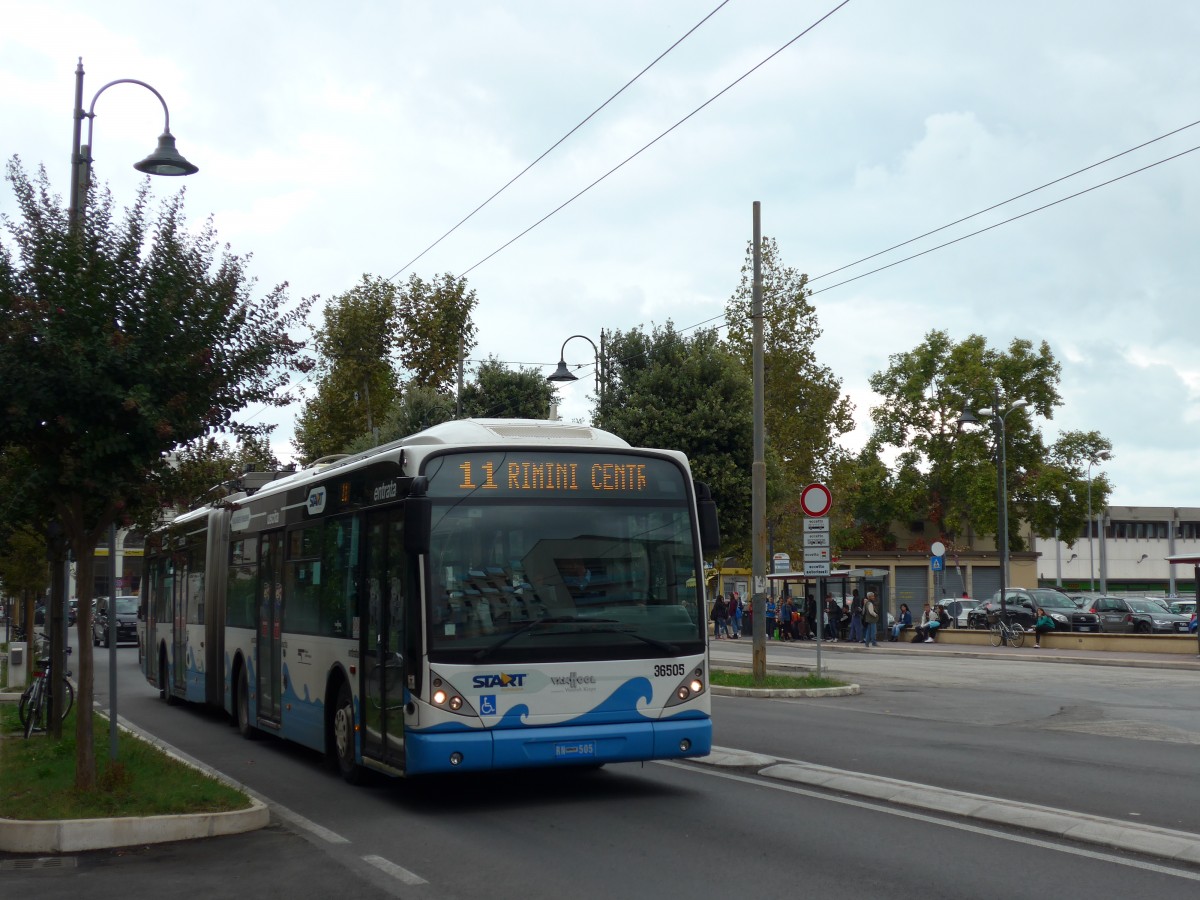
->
xmin=460 ymin=356 xmax=555 ymax=419
xmin=161 ymin=435 xmax=281 ymax=515
xmin=295 ymin=275 xmax=401 ymax=461
xmin=866 ymin=329 xmax=1112 ymax=552
xmin=342 ymin=384 xmax=457 ymax=454
xmin=601 ymin=323 xmax=753 ymax=554
xmin=397 ymin=272 xmax=478 ymax=392
xmin=0 ymin=159 xmax=313 ymax=789
xmin=724 ymin=236 xmax=855 ymax=553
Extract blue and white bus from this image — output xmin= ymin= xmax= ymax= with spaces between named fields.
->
xmin=142 ymin=418 xmax=719 ymax=781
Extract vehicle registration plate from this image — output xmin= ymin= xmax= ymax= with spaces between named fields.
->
xmin=554 ymin=741 xmax=596 ymax=758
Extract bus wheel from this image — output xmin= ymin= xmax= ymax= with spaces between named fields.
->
xmin=237 ymin=666 xmax=259 ymax=740
xmin=160 ymin=647 xmax=178 ymax=706
xmin=333 ymin=680 xmax=364 ymax=784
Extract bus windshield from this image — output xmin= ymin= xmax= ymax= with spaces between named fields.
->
xmin=426 ymin=498 xmax=704 ymax=661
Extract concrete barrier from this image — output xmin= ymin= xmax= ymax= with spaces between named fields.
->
xmin=933 ymin=627 xmax=1198 ymax=654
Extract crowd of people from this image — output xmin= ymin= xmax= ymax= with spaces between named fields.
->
xmin=711 ymin=591 xmax=956 ymax=646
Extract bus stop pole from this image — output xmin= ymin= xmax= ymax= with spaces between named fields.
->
xmin=109 ymin=522 xmax=119 ymax=761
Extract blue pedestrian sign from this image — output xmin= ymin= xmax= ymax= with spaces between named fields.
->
xmin=930 ymin=555 xmax=945 ymax=571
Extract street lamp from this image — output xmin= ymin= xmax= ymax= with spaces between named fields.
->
xmin=64 ymin=56 xmax=198 ymax=759
xmin=960 ymin=391 xmax=1028 ymax=615
xmin=68 ymin=57 xmax=198 ymax=230
xmin=547 ymin=333 xmax=605 ymax=423
xmin=1086 ymin=451 xmax=1111 ymax=592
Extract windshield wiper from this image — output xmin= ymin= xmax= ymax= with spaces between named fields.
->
xmin=472 ymin=615 xmax=617 ymax=662
xmin=577 ymin=627 xmax=679 ymax=655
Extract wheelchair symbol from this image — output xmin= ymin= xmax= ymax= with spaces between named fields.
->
xmin=479 ymin=695 xmax=496 ymax=716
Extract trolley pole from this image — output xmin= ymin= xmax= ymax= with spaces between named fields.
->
xmin=751 ymin=202 xmax=767 ymax=682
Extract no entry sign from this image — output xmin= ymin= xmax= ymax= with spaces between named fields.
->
xmin=800 ymin=482 xmax=832 ymax=517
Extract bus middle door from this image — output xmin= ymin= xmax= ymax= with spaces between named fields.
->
xmin=363 ymin=509 xmax=406 ymax=770
xmin=256 ymin=531 xmax=284 ymax=726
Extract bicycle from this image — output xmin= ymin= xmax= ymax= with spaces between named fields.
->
xmin=987 ymin=610 xmax=1026 ymax=649
xmin=18 ymin=634 xmax=75 ymax=738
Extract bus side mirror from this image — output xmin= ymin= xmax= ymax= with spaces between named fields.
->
xmin=404 ymin=479 xmax=431 ymax=555
xmin=695 ymin=481 xmax=721 ymax=554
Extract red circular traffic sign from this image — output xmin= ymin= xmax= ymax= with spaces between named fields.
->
xmin=800 ymin=482 xmax=832 ymax=517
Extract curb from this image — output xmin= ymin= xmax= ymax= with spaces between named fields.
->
xmin=694 ymin=747 xmax=1200 ymax=866
xmin=0 ymin=800 xmax=270 ymax=853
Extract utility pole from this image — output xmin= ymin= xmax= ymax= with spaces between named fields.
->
xmin=751 ymin=202 xmax=767 ymax=681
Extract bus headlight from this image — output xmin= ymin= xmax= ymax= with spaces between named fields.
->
xmin=427 ymin=670 xmax=479 ymax=717
xmin=665 ymin=665 xmax=706 ymax=708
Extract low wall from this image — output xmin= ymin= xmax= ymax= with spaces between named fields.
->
xmin=933 ymin=627 xmax=1199 ymax=655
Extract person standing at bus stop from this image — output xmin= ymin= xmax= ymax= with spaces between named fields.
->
xmin=847 ymin=589 xmax=864 ymax=643
xmin=862 ymin=591 xmax=880 ymax=647
xmin=728 ymin=591 xmax=742 ymax=639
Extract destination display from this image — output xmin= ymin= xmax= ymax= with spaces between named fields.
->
xmin=423 ymin=451 xmax=686 ymax=500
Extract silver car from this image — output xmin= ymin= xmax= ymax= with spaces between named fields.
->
xmin=1087 ymin=596 xmax=1192 ymax=634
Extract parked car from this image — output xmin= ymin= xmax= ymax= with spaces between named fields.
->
xmin=968 ymin=588 xmax=1101 ymax=633
xmin=1085 ymin=596 xmax=1192 ymax=634
xmin=940 ymin=598 xmax=979 ymax=627
xmin=93 ymin=595 xmax=139 ymax=647
xmin=1166 ymin=600 xmax=1196 ymax=618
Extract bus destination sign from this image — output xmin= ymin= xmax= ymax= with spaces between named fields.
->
xmin=425 ymin=452 xmax=685 ymax=501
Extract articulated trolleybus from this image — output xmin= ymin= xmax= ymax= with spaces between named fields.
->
xmin=142 ymin=419 xmax=720 ymax=781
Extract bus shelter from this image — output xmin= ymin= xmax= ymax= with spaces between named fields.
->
xmin=766 ymin=567 xmax=892 ymax=634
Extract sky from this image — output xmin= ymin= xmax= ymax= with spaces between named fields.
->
xmin=3 ymin=1 xmax=1199 ymax=507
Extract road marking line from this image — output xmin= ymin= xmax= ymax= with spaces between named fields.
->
xmin=363 ymin=854 xmax=428 ymax=885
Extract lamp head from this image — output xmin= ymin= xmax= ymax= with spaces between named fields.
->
xmin=957 ymin=408 xmax=982 ymax=426
xmin=133 ymin=132 xmax=199 ymax=176
xmin=547 ymin=360 xmax=578 ymax=384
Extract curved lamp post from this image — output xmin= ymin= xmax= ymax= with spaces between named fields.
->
xmin=68 ymin=57 xmax=198 ymax=230
xmin=960 ymin=391 xmax=1028 ymax=615
xmin=63 ymin=57 xmax=198 ymax=760
xmin=547 ymin=333 xmax=605 ymax=422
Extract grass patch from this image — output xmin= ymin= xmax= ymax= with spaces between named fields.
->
xmin=711 ymin=669 xmax=846 ymax=690
xmin=0 ymin=703 xmax=250 ymax=820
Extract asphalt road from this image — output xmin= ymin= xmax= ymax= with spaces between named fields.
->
xmin=4 ymin=637 xmax=1199 ymax=899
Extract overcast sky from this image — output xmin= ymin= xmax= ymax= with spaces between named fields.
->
xmin=4 ymin=1 xmax=1199 ymax=507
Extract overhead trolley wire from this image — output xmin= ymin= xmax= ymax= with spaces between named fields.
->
xmin=387 ymin=0 xmax=735 ymax=281
xmin=461 ymin=0 xmax=853 ymax=276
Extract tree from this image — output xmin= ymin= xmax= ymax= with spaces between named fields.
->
xmin=724 ymin=236 xmax=855 ymax=552
xmin=396 ymin=272 xmax=478 ymax=392
xmin=342 ymin=384 xmax=457 ymax=454
xmin=865 ymin=329 xmax=1112 ymax=552
xmin=460 ymin=356 xmax=556 ymax=419
xmin=0 ymin=158 xmax=314 ymax=790
xmin=601 ymin=323 xmax=754 ymax=554
xmin=294 ymin=275 xmax=400 ymax=461
xmin=160 ymin=435 xmax=281 ymax=515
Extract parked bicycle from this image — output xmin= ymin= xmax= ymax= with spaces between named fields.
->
xmin=987 ymin=609 xmax=1026 ymax=649
xmin=18 ymin=633 xmax=75 ymax=738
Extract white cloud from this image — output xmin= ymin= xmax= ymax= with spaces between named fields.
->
xmin=4 ymin=0 xmax=1200 ymax=507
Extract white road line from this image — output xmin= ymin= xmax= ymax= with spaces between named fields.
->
xmin=662 ymin=761 xmax=1200 ymax=882
xmin=271 ymin=805 xmax=351 ymax=845
xmin=363 ymin=854 xmax=429 ymax=885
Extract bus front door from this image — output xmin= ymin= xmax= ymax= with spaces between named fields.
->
xmin=363 ymin=509 xmax=406 ymax=770
xmin=256 ymin=531 xmax=283 ymax=726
